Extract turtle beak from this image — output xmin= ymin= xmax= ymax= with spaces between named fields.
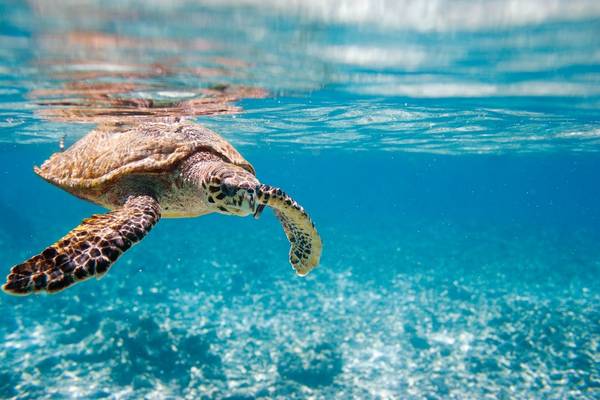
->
xmin=250 ymin=186 xmax=265 ymax=219
xmin=253 ymin=203 xmax=266 ymax=219
xmin=244 ymin=190 xmax=264 ymax=219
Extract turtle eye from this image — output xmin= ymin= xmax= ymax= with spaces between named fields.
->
xmin=220 ymin=182 xmax=238 ymax=196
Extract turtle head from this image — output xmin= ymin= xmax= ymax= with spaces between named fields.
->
xmin=204 ymin=164 xmax=261 ymax=217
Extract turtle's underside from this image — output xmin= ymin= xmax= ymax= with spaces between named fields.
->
xmin=2 ymin=121 xmax=322 ymax=295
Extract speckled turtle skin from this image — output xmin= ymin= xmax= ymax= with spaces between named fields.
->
xmin=2 ymin=121 xmax=322 ymax=295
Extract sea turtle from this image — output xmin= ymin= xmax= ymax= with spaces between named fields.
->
xmin=2 ymin=121 xmax=322 ymax=295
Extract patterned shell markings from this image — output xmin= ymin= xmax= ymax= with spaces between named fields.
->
xmin=35 ymin=122 xmax=255 ymax=189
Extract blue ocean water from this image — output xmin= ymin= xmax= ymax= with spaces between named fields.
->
xmin=1 ymin=1 xmax=599 ymax=398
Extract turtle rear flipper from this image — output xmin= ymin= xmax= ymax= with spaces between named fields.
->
xmin=257 ymin=185 xmax=322 ymax=276
xmin=2 ymin=195 xmax=160 ymax=295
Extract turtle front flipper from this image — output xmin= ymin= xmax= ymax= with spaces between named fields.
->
xmin=257 ymin=185 xmax=322 ymax=276
xmin=2 ymin=195 xmax=160 ymax=295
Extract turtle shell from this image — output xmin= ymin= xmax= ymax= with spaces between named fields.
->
xmin=35 ymin=121 xmax=254 ymax=189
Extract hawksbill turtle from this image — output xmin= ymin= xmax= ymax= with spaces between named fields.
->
xmin=2 ymin=121 xmax=322 ymax=295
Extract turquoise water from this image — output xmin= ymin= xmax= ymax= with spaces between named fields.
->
xmin=1 ymin=1 xmax=600 ymax=398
